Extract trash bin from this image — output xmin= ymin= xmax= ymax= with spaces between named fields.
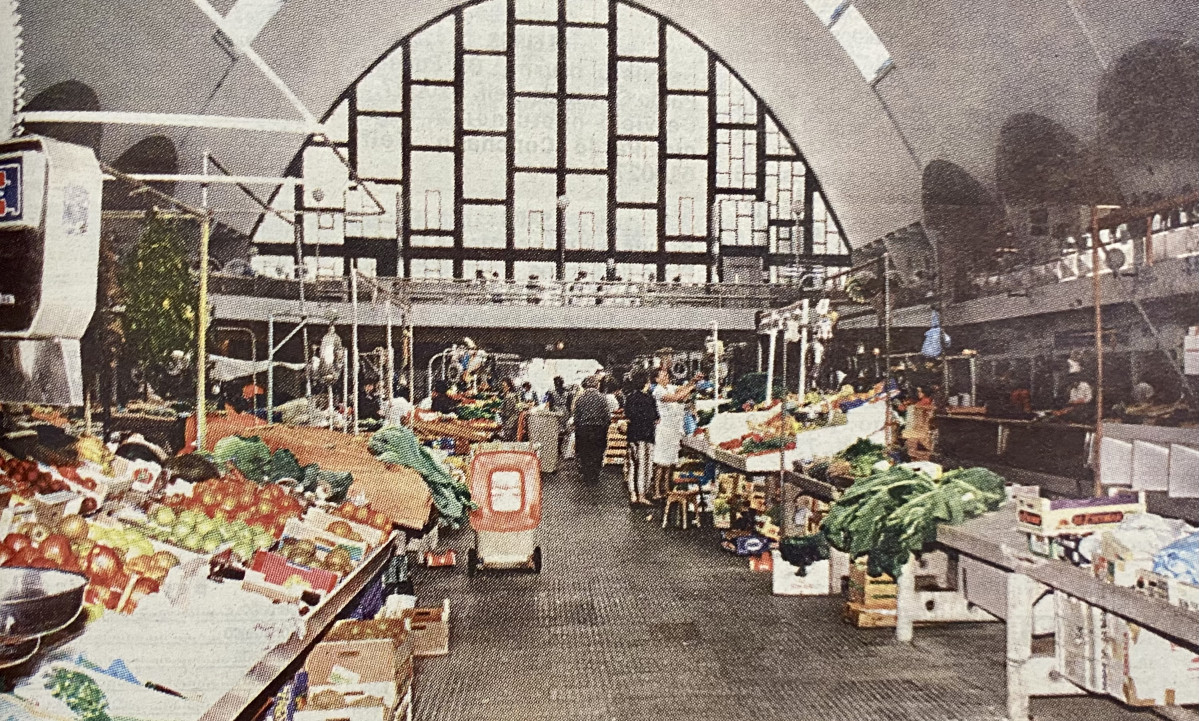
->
xmin=526 ymin=410 xmax=563 ymax=473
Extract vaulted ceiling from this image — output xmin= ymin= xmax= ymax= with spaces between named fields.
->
xmin=17 ymin=0 xmax=1199 ymax=246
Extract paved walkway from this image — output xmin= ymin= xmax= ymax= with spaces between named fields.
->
xmin=412 ymin=461 xmax=1143 ymax=721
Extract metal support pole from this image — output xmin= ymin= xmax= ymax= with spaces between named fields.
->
xmin=267 ymin=315 xmax=275 ymax=424
xmin=710 ymin=320 xmax=720 ymax=420
xmin=800 ymin=328 xmax=809 ymax=398
xmin=341 ymin=351 xmax=349 ymax=434
xmin=1091 ymin=207 xmax=1104 ymax=496
xmin=196 ymin=155 xmax=211 ymax=452
xmin=385 ymin=300 xmax=395 ymax=397
xmin=765 ymin=328 xmax=778 ymax=405
xmin=351 ymin=269 xmax=360 ymax=433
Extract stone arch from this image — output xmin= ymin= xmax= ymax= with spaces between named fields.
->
xmin=22 ymin=80 xmax=102 ymax=152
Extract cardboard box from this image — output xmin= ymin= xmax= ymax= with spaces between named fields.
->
xmin=1093 ymin=534 xmax=1154 ymax=588
xmin=1135 ymin=571 xmax=1199 ymax=613
xmin=324 ymin=619 xmax=414 ymax=667
xmin=304 ymin=507 xmax=388 ymax=548
xmin=400 ymin=599 xmax=450 ymax=657
xmin=245 ymin=549 xmax=340 ymax=597
xmin=1103 ymin=614 xmax=1199 ymax=706
xmin=843 ymin=602 xmax=897 ymax=628
xmin=1055 ymin=593 xmax=1106 ymax=693
xmin=1016 ymin=493 xmax=1144 ymax=537
xmin=772 ymin=551 xmax=831 ymax=596
xmin=283 ymin=517 xmax=370 ymax=564
xmin=847 ymin=563 xmax=897 ymax=609
xmin=305 ymin=638 xmax=403 ymax=712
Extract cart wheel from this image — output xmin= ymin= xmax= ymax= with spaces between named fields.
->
xmin=531 ymin=546 xmax=542 ymax=574
xmin=467 ymin=548 xmax=478 ymax=576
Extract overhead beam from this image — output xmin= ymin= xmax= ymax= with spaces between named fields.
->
xmin=21 ymin=110 xmax=320 ymax=135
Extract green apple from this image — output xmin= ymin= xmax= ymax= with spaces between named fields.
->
xmin=195 ymin=518 xmax=218 ymax=536
xmin=201 ymin=531 xmax=223 ymax=553
xmin=253 ymin=533 xmax=274 ymax=550
xmin=183 ymin=531 xmax=204 ymax=551
xmin=153 ymin=507 xmax=176 ymax=527
xmin=232 ymin=542 xmax=254 ymax=561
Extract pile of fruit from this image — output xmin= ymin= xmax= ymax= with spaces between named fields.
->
xmin=276 ymin=537 xmax=356 ymax=576
xmin=1 ymin=458 xmax=71 ymax=496
xmin=0 ymin=514 xmax=178 ymax=614
xmin=161 ymin=476 xmax=305 ymax=540
xmin=141 ymin=505 xmax=276 ymax=563
xmin=332 ymin=501 xmax=392 ymax=534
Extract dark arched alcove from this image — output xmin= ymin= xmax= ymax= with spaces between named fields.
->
xmin=22 ymin=80 xmax=102 ymax=152
xmin=103 ymin=135 xmax=179 ymax=212
xmin=922 ymin=160 xmax=1006 ymax=301
xmin=1100 ymin=39 xmax=1199 ymax=160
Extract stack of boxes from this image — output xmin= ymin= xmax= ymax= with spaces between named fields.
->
xmin=297 ymin=619 xmax=415 ymax=721
xmin=843 ymin=560 xmax=898 ymax=627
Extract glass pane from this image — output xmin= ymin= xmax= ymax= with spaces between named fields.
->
xmin=514 ymin=172 xmax=557 ymax=249
xmin=665 ymin=264 xmax=706 ymax=284
xmin=665 ymin=240 xmax=705 ymax=253
xmin=345 ymin=183 xmax=400 ymax=239
xmin=515 ymin=25 xmax=558 ymax=93
xmin=303 ymin=212 xmax=344 ymax=246
xmin=566 ymin=99 xmax=608 ymax=169
xmin=665 ymin=158 xmax=706 ymax=236
xmin=253 ymin=187 xmax=294 ymax=244
xmin=665 ymin=26 xmax=708 ymax=91
xmin=515 ymin=96 xmax=557 ymax=168
xmin=830 ymin=6 xmax=892 ymax=82
xmin=323 ymin=100 xmax=349 ymax=144
xmin=463 ymin=204 xmax=507 ymax=248
xmin=666 ymin=94 xmax=708 ymax=155
xmin=616 ymin=262 xmax=657 ymax=281
xmin=463 ymin=0 xmax=507 ymax=51
xmin=567 ymin=0 xmax=607 ymax=23
xmin=303 ymin=146 xmax=349 ymax=208
xmin=515 ymin=0 xmax=556 ymax=21
xmin=714 ymin=63 xmax=756 ymax=125
xmin=463 ymin=55 xmax=508 ymax=132
xmin=252 ymin=255 xmax=295 ymax=278
xmin=303 ymin=256 xmax=344 ymax=278
xmin=616 ymin=61 xmax=657 ymax=135
xmin=352 ymin=257 xmax=378 ymax=277
xmin=409 ymin=151 xmax=455 ymax=231
xmin=463 ymin=259 xmax=506 ymax=280
xmin=410 ymin=85 xmax=455 ymax=147
xmin=411 ymin=235 xmax=454 ymax=247
xmin=565 ymin=174 xmax=607 ymax=250
xmin=567 ymin=27 xmax=609 ymax=96
xmin=463 ymin=136 xmax=507 ymax=200
xmin=616 ymin=208 xmax=656 ymax=251
xmin=410 ymin=258 xmax=454 ymax=278
xmin=514 ymin=260 xmax=557 ymax=281
xmin=357 ymin=116 xmax=404 ymax=180
xmin=616 ymin=4 xmax=657 ymax=58
xmin=615 ymin=140 xmax=657 ymax=203
xmin=410 ymin=15 xmax=456 ymax=81
xmin=357 ymin=49 xmax=404 ymax=112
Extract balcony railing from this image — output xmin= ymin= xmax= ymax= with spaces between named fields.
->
xmin=962 ymin=214 xmax=1199 ymax=301
xmin=209 ymin=274 xmax=812 ymax=310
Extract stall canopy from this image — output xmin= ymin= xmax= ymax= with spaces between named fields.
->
xmin=209 ymin=355 xmax=307 ymax=383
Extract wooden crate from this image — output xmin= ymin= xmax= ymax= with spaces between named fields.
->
xmin=843 ymin=602 xmax=897 ymax=628
xmin=604 ymin=424 xmax=628 ymax=466
xmin=847 ymin=563 xmax=898 ymax=609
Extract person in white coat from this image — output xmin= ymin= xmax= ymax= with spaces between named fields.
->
xmin=650 ymin=366 xmax=703 ymax=500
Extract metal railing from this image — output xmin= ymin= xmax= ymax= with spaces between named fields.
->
xmin=209 ymin=274 xmax=813 ymax=309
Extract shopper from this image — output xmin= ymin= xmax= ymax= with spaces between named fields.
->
xmin=623 ymin=370 xmax=657 ymax=506
xmin=544 ymin=376 xmax=569 ymax=412
xmin=521 ymin=381 xmax=537 ymax=404
xmin=498 ymin=377 xmax=523 ymax=441
xmin=572 ymin=375 xmax=612 ymax=484
xmin=430 ymin=379 xmax=460 ymax=414
xmin=650 ymin=367 xmax=703 ymax=500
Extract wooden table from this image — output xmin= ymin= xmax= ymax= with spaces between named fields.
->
xmin=925 ymin=507 xmax=1199 ymax=721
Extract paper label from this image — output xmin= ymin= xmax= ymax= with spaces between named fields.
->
xmin=328 ymin=664 xmax=362 ymax=685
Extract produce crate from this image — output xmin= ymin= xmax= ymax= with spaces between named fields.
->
xmin=399 ymin=599 xmax=450 ymax=657
xmin=847 ymin=563 xmax=897 ymax=609
xmin=32 ymin=490 xmax=83 ymax=527
xmin=1016 ymin=493 xmax=1144 ymax=537
xmin=244 ymin=549 xmax=340 ymax=600
xmin=843 ymin=602 xmax=897 ymax=628
xmin=303 ymin=637 xmax=406 ymax=716
xmin=324 ymin=618 xmax=414 ymax=666
xmin=303 ymin=507 xmax=387 ymax=548
xmin=283 ymin=517 xmax=371 ymax=563
xmin=1136 ymin=570 xmax=1199 ymax=612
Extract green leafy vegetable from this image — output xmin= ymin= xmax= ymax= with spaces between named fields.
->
xmin=368 ymin=426 xmax=476 ymax=525
xmin=778 ymin=534 xmax=830 ymax=576
xmin=820 ymin=465 xmax=1005 ymax=578
xmin=451 ymin=398 xmax=501 ymax=421
xmin=212 ymin=435 xmax=272 ymax=481
xmin=267 ymin=448 xmax=303 ymax=483
xmin=46 ymin=669 xmax=112 ymax=721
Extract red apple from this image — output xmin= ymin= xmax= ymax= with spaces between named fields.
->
xmin=3 ymin=533 xmax=32 ymax=553
xmin=39 ymin=534 xmax=74 ymax=566
xmin=86 ymin=545 xmax=121 ymax=587
xmin=4 ymin=547 xmax=40 ymax=567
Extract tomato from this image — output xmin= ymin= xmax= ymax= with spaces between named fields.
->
xmin=86 ymin=545 xmax=121 ymax=587
xmin=4 ymin=547 xmax=40 ymax=567
xmin=3 ymin=533 xmax=32 ymax=553
xmin=39 ymin=534 xmax=74 ymax=566
xmin=80 ymin=497 xmax=99 ymax=515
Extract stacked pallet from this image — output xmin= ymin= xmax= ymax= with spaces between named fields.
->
xmin=604 ymin=413 xmax=627 ymax=466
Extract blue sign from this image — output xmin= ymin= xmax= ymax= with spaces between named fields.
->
xmin=0 ymin=157 xmax=21 ymax=222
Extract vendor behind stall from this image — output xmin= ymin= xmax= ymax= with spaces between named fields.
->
xmin=429 ymin=379 xmax=461 ymax=414
xmin=497 ymin=377 xmax=524 ymax=440
xmin=1053 ymin=359 xmax=1094 ymax=421
xmin=651 ymin=367 xmax=703 ymax=500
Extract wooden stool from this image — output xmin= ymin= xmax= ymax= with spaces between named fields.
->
xmin=662 ymin=489 xmax=701 ymax=529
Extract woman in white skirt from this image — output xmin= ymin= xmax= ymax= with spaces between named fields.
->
xmin=650 ymin=366 xmax=703 ymax=500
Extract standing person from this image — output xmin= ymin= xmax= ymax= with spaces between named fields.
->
xmin=650 ymin=367 xmax=703 ymax=500
xmin=544 ymin=376 xmax=571 ymax=457
xmin=623 ymin=370 xmax=658 ymax=506
xmin=521 ymin=381 xmax=537 ymax=404
xmin=601 ymin=375 xmax=621 ymax=413
xmin=572 ymin=375 xmax=612 ymax=484
xmin=497 ymin=377 xmax=525 ymax=441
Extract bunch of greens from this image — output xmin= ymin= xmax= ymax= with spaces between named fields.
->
xmin=778 ymin=534 xmax=830 ymax=576
xmin=452 ymin=398 xmax=502 ymax=421
xmin=821 ymin=465 xmax=1005 ymax=578
xmin=740 ymin=435 xmax=792 ymax=455
xmin=45 ymin=669 xmax=111 ymax=721
xmin=368 ymin=426 xmax=476 ymax=525
xmin=207 ymin=437 xmax=352 ymax=501
xmin=729 ymin=373 xmax=787 ymax=408
xmin=835 ymin=438 xmax=888 ymax=478
xmin=696 ymin=409 xmax=715 ymax=428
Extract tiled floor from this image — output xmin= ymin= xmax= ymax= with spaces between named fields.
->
xmin=412 ymin=461 xmax=1150 ymax=721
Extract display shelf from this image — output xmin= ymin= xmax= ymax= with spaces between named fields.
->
xmin=781 ymin=470 xmax=844 ymax=503
xmin=199 ymin=532 xmax=399 ymax=721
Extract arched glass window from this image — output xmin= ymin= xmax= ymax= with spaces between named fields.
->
xmin=253 ymin=0 xmax=851 ymax=283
